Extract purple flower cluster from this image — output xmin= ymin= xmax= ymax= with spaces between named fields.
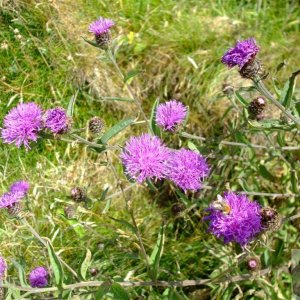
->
xmin=29 ymin=266 xmax=49 ymax=288
xmin=43 ymin=107 xmax=69 ymax=134
xmin=0 ymin=180 xmax=30 ymax=209
xmin=206 ymin=192 xmax=262 ymax=246
xmin=121 ymin=134 xmax=170 ymax=183
xmin=89 ymin=17 xmax=114 ymax=36
xmin=121 ymin=134 xmax=209 ymax=190
xmin=168 ymin=149 xmax=209 ymax=191
xmin=1 ymin=102 xmax=69 ymax=149
xmin=1 ymin=102 xmax=43 ymax=149
xmin=156 ymin=100 xmax=187 ymax=131
xmin=0 ymin=256 xmax=7 ymax=279
xmin=221 ymin=38 xmax=259 ymax=69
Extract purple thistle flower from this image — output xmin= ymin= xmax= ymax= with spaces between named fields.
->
xmin=29 ymin=266 xmax=49 ymax=288
xmin=44 ymin=107 xmax=69 ymax=134
xmin=167 ymin=148 xmax=209 ymax=191
xmin=206 ymin=192 xmax=262 ymax=246
xmin=0 ymin=256 xmax=7 ymax=279
xmin=121 ymin=134 xmax=170 ymax=183
xmin=89 ymin=17 xmax=114 ymax=36
xmin=221 ymin=38 xmax=260 ymax=69
xmin=0 ymin=180 xmax=29 ymax=208
xmin=10 ymin=180 xmax=30 ymax=198
xmin=156 ymin=100 xmax=188 ymax=131
xmin=1 ymin=102 xmax=43 ymax=149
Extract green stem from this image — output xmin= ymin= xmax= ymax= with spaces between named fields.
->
xmin=106 ymin=49 xmax=149 ymax=128
xmin=254 ymin=78 xmax=300 ymax=127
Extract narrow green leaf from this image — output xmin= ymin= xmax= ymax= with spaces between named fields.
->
xmin=102 ymin=198 xmax=112 ymax=214
xmin=100 ymin=187 xmax=109 ymax=201
xmin=124 ymin=69 xmax=141 ymax=83
xmin=12 ymin=260 xmax=28 ymax=287
xmin=99 ymin=118 xmax=133 ymax=144
xmin=46 ymin=241 xmax=64 ymax=287
xmin=150 ymin=98 xmax=161 ymax=136
xmin=67 ymin=91 xmax=78 ymax=117
xmin=110 ymin=283 xmax=130 ymax=300
xmin=291 ymin=169 xmax=298 ymax=194
xmin=99 ymin=96 xmax=134 ymax=102
xmin=150 ymin=223 xmax=166 ymax=280
xmin=235 ymin=92 xmax=249 ymax=107
xmin=280 ymin=69 xmax=300 ymax=109
xmin=80 ymin=249 xmax=92 ymax=280
xmin=82 ymin=37 xmax=100 ymax=48
xmin=109 ymin=216 xmax=137 ymax=233
xmin=258 ymin=165 xmax=274 ymax=181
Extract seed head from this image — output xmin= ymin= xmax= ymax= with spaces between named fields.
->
xmin=260 ymin=207 xmax=282 ymax=231
xmin=88 ymin=117 xmax=105 ymax=135
xmin=70 ymin=187 xmax=86 ymax=202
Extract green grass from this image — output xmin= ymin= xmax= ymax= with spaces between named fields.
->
xmin=0 ymin=0 xmax=299 ymax=299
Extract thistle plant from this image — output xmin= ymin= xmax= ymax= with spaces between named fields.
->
xmin=0 ymin=12 xmax=299 ymax=299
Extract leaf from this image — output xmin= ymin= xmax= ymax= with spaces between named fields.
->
xmin=110 ymin=283 xmax=130 ymax=300
xmin=12 ymin=260 xmax=28 ymax=287
xmin=95 ymin=283 xmax=111 ymax=299
xmin=280 ymin=69 xmax=300 ymax=109
xmin=102 ymin=198 xmax=112 ymax=214
xmin=82 ymin=37 xmax=100 ymax=48
xmin=150 ymin=98 xmax=161 ymax=136
xmin=109 ymin=216 xmax=137 ymax=233
xmin=99 ymin=118 xmax=133 ymax=144
xmin=124 ymin=69 xmax=141 ymax=83
xmin=150 ymin=223 xmax=166 ymax=280
xmin=100 ymin=187 xmax=110 ymax=201
xmin=99 ymin=96 xmax=134 ymax=102
xmin=67 ymin=91 xmax=78 ymax=117
xmin=80 ymin=249 xmax=92 ymax=280
xmin=46 ymin=241 xmax=64 ymax=287
xmin=235 ymin=92 xmax=249 ymax=107
xmin=291 ymin=169 xmax=298 ymax=194
xmin=258 ymin=165 xmax=274 ymax=181
xmin=248 ymin=119 xmax=290 ymax=130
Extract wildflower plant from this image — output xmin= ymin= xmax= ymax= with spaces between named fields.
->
xmin=0 ymin=9 xmax=299 ymax=299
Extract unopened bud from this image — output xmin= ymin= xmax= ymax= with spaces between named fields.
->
xmin=246 ymin=256 xmax=261 ymax=272
xmin=70 ymin=187 xmax=86 ymax=202
xmin=260 ymin=207 xmax=282 ymax=231
xmin=248 ymin=97 xmax=266 ymax=120
xmin=88 ymin=117 xmax=105 ymax=135
xmin=90 ymin=267 xmax=99 ymax=277
xmin=171 ymin=203 xmax=185 ymax=215
xmin=64 ymin=204 xmax=76 ymax=219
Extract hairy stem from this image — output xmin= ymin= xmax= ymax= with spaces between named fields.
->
xmin=106 ymin=49 xmax=149 ymax=128
xmin=254 ymin=78 xmax=300 ymax=127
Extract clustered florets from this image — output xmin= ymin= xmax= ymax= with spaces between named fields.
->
xmin=1 ymin=103 xmax=69 ymax=149
xmin=156 ymin=100 xmax=187 ymax=131
xmin=0 ymin=256 xmax=7 ymax=279
xmin=206 ymin=192 xmax=262 ymax=247
xmin=29 ymin=266 xmax=49 ymax=288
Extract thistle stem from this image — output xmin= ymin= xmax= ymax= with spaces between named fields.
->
xmin=253 ymin=78 xmax=300 ymax=127
xmin=106 ymin=49 xmax=149 ymax=128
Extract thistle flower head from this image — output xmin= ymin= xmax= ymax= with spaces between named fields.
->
xmin=1 ymin=102 xmax=43 ymax=149
xmin=89 ymin=17 xmax=114 ymax=36
xmin=221 ymin=38 xmax=260 ymax=69
xmin=167 ymin=148 xmax=209 ymax=191
xmin=0 ymin=256 xmax=7 ymax=279
xmin=206 ymin=192 xmax=262 ymax=247
xmin=29 ymin=266 xmax=49 ymax=288
xmin=44 ymin=107 xmax=69 ymax=134
xmin=0 ymin=180 xmax=29 ymax=209
xmin=156 ymin=100 xmax=187 ymax=131
xmin=121 ymin=134 xmax=170 ymax=183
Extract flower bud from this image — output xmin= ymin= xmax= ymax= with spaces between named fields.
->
xmin=260 ymin=207 xmax=282 ymax=231
xmin=64 ymin=204 xmax=76 ymax=219
xmin=90 ymin=267 xmax=99 ymax=277
xmin=88 ymin=117 xmax=105 ymax=135
xmin=70 ymin=187 xmax=86 ymax=202
xmin=248 ymin=97 xmax=266 ymax=120
xmin=171 ymin=203 xmax=185 ymax=215
xmin=246 ymin=256 xmax=261 ymax=272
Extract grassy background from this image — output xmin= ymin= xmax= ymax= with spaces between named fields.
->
xmin=0 ymin=0 xmax=299 ymax=299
